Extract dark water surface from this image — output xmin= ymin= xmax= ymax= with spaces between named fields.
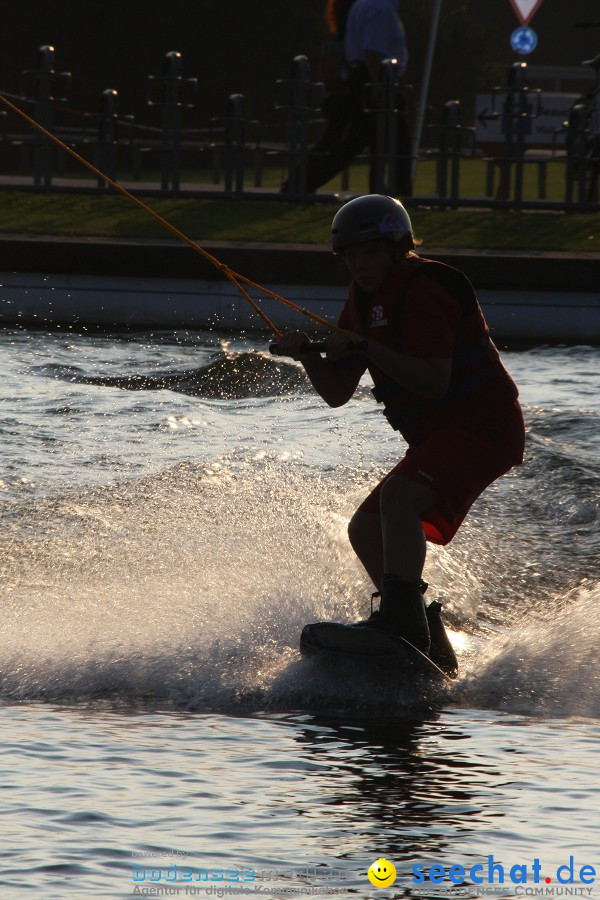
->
xmin=0 ymin=331 xmax=598 ymax=899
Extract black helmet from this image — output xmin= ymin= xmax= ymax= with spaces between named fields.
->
xmin=331 ymin=194 xmax=412 ymax=254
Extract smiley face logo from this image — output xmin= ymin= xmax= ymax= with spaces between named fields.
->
xmin=367 ymin=858 xmax=397 ymax=888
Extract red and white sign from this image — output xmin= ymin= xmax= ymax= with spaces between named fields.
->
xmin=508 ymin=0 xmax=544 ymax=26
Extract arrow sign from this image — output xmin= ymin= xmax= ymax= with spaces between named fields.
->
xmin=476 ymin=107 xmax=499 ymax=129
xmin=508 ymin=0 xmax=544 ymax=26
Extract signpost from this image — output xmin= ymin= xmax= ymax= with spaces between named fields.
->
xmin=411 ymin=0 xmax=442 ymax=182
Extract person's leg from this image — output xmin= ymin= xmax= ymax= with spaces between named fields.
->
xmin=377 ymin=475 xmax=436 ymax=650
xmin=305 ymin=109 xmax=369 ymax=192
xmin=349 ymin=498 xmax=457 ymax=668
xmin=348 ymin=508 xmax=383 ymax=586
xmin=305 ymin=67 xmax=370 ymax=192
xmin=379 ymin=475 xmax=437 ymax=580
xmin=345 ymin=420 xmax=524 ymax=663
xmin=348 ymin=475 xmax=436 ymax=584
xmin=348 ymin=475 xmax=436 ymax=651
xmin=309 ymin=93 xmax=353 ymax=156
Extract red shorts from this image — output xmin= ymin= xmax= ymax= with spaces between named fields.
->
xmin=357 ymin=423 xmax=524 ymax=545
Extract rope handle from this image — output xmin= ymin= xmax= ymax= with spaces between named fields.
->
xmin=268 ymin=339 xmax=367 ymax=356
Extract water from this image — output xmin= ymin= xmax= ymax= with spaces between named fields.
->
xmin=0 ymin=328 xmax=599 ymax=899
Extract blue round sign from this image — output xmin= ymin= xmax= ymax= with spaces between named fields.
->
xmin=511 ymin=26 xmax=538 ymax=55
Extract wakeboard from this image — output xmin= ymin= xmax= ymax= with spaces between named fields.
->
xmin=300 ymin=621 xmax=449 ymax=682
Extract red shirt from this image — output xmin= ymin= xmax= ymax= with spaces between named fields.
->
xmin=337 ymin=255 xmax=523 ymax=454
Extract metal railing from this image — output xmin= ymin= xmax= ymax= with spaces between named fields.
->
xmin=1 ymin=46 xmax=598 ymax=211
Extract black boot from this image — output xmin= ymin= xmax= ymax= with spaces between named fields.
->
xmin=353 ymin=574 xmax=430 ymax=654
xmin=426 ymin=600 xmax=459 ymax=678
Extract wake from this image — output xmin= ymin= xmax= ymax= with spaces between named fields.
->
xmin=0 ymin=455 xmax=598 ymax=719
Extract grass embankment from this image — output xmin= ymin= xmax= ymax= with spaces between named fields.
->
xmin=1 ymin=188 xmax=598 ymax=253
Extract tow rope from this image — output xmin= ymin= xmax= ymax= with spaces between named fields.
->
xmin=0 ymin=93 xmax=352 ymax=344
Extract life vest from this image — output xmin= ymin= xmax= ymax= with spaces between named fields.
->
xmin=338 ymin=255 xmax=519 ymax=444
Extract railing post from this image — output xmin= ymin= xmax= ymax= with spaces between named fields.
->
xmin=371 ymin=59 xmax=398 ymax=194
xmin=287 ymin=55 xmax=310 ymax=197
xmin=366 ymin=59 xmax=411 ymax=196
xmin=275 ymin=55 xmax=323 ymax=198
xmin=498 ymin=62 xmax=541 ymax=206
xmin=224 ymin=93 xmax=245 ymax=195
xmin=565 ymin=103 xmax=590 ymax=208
xmin=163 ymin=51 xmax=182 ymax=194
xmin=34 ymin=45 xmax=55 ymax=189
xmin=147 ymin=51 xmax=197 ymax=194
xmin=436 ymin=99 xmax=462 ymax=207
xmin=20 ymin=45 xmax=70 ymax=190
xmin=95 ymin=88 xmax=119 ymax=187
